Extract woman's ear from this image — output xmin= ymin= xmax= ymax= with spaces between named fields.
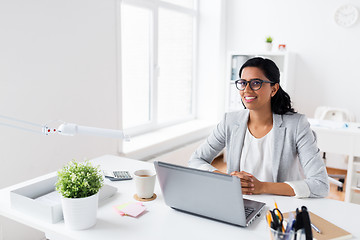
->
xmin=271 ymin=83 xmax=280 ymax=97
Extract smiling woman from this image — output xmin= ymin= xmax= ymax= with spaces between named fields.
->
xmin=189 ymin=57 xmax=330 ymax=199
xmin=238 ymin=57 xmax=295 ymax=115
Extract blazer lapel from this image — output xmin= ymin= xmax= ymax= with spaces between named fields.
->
xmin=229 ymin=111 xmax=249 ymax=172
xmin=272 ymin=114 xmax=286 ymax=182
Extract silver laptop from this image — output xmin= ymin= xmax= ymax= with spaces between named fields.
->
xmin=154 ymin=161 xmax=265 ymax=227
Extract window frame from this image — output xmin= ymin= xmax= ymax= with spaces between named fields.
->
xmin=118 ymin=0 xmax=199 ymax=137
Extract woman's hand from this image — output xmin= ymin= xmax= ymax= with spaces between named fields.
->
xmin=230 ymin=171 xmax=264 ymax=195
xmin=230 ymin=171 xmax=296 ymax=196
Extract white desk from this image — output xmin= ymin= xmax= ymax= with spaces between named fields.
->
xmin=310 ymin=119 xmax=360 ymax=203
xmin=1 ymin=155 xmax=360 ymax=240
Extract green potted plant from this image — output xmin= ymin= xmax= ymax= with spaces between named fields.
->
xmin=56 ymin=160 xmax=104 ymax=230
xmin=265 ymin=36 xmax=273 ymax=51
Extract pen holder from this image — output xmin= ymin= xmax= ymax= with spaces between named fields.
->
xmin=268 ymin=227 xmax=306 ymax=240
xmin=268 ymin=227 xmax=295 ymax=240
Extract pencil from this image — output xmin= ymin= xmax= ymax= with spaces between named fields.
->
xmin=274 ymin=201 xmax=285 ymax=232
xmin=266 ymin=211 xmax=272 ymax=227
xmin=267 ymin=211 xmax=274 ymax=240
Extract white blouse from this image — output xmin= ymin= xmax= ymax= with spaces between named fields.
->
xmin=240 ymin=127 xmax=274 ymax=182
xmin=239 ymin=127 xmax=308 ymax=197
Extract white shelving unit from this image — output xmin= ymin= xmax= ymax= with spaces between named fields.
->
xmin=351 ymin=161 xmax=360 ymax=192
xmin=347 ymin=158 xmax=360 ymax=203
xmin=226 ymin=51 xmax=294 ymax=112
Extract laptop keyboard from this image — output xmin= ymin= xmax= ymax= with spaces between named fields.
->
xmin=245 ymin=207 xmax=254 ymax=218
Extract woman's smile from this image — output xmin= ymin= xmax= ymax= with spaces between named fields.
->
xmin=244 ymin=96 xmax=257 ymax=102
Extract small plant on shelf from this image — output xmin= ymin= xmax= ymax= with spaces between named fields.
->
xmin=265 ymin=36 xmax=273 ymax=51
xmin=266 ymin=36 xmax=273 ymax=43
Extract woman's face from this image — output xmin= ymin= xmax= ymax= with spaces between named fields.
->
xmin=239 ymin=67 xmax=278 ymax=112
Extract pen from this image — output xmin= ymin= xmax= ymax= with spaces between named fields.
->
xmin=285 ymin=212 xmax=294 ymax=233
xmin=311 ymin=223 xmax=321 ymax=234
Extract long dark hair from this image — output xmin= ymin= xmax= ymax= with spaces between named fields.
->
xmin=239 ymin=57 xmax=296 ymax=115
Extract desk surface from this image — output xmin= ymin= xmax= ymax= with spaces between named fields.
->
xmin=1 ymin=155 xmax=360 ymax=240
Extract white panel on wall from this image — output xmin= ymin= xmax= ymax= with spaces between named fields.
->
xmin=0 ymin=0 xmax=119 ymax=187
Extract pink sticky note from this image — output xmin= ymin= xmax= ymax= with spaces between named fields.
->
xmin=113 ymin=206 xmax=126 ymax=216
xmin=121 ymin=203 xmax=146 ymax=217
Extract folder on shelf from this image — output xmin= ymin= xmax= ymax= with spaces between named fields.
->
xmin=284 ymin=211 xmax=352 ymax=240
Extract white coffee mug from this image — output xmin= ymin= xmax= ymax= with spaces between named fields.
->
xmin=134 ymin=169 xmax=156 ymax=199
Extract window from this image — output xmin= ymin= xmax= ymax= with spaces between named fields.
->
xmin=120 ymin=0 xmax=197 ymax=135
xmin=121 ymin=5 xmax=151 ymax=129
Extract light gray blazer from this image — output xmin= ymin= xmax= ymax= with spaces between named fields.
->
xmin=189 ymin=110 xmax=329 ymax=198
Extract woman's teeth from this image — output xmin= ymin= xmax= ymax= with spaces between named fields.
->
xmin=245 ymin=96 xmax=256 ymax=100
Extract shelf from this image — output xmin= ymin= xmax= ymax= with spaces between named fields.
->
xmin=353 ymin=161 xmax=360 ymax=167
xmin=228 ymin=51 xmax=288 ymax=57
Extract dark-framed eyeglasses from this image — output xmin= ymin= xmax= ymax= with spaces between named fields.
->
xmin=235 ymin=78 xmax=274 ymax=91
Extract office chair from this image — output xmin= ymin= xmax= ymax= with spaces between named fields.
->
xmin=314 ymin=106 xmax=356 ymax=191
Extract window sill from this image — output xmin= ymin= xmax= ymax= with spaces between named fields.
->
xmin=121 ymin=120 xmax=216 ymax=160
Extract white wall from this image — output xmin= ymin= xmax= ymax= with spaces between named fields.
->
xmin=0 ymin=0 xmax=121 ymax=187
xmin=197 ymin=0 xmax=227 ymax=121
xmin=226 ymin=0 xmax=360 ymax=120
xmin=0 ymin=0 xmax=120 ymax=239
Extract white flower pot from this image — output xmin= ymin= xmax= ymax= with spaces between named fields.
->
xmin=265 ymin=42 xmax=273 ymax=51
xmin=61 ymin=192 xmax=99 ymax=230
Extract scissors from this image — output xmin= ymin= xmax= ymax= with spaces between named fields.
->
xmin=270 ymin=208 xmax=284 ymax=232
